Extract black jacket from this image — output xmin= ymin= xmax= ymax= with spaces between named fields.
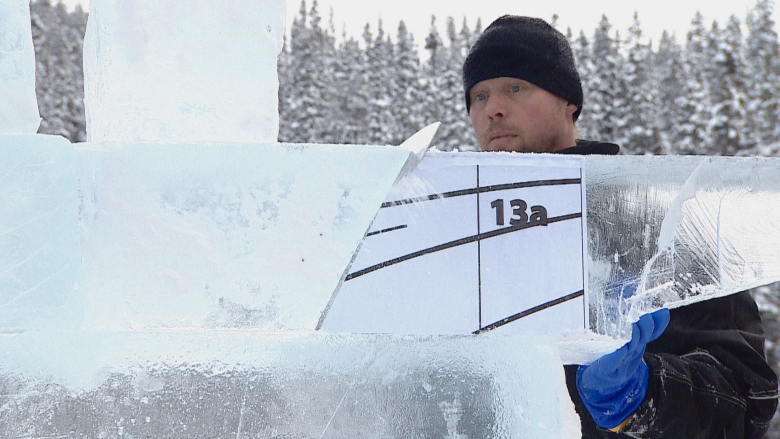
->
xmin=560 ymin=141 xmax=779 ymax=438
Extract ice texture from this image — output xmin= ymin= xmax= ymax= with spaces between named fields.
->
xmin=76 ymin=141 xmax=411 ymax=331
xmin=0 ymin=134 xmax=80 ymax=332
xmin=83 ymin=0 xmax=285 ymax=143
xmin=0 ymin=331 xmax=579 ymax=438
xmin=586 ymin=155 xmax=780 ymax=339
xmin=0 ymin=0 xmax=41 ymax=133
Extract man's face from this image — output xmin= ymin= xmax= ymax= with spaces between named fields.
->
xmin=468 ymin=77 xmax=577 ymax=153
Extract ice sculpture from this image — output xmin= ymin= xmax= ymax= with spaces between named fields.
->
xmin=12 ymin=0 xmax=780 ymax=434
xmin=0 ymin=331 xmax=580 ymax=438
xmin=77 ymin=141 xmax=411 ymax=330
xmin=0 ymin=1 xmax=583 ymax=436
xmin=0 ymin=0 xmax=40 ymax=133
xmin=83 ymin=0 xmax=285 ymax=143
xmin=0 ymin=134 xmax=80 ymax=332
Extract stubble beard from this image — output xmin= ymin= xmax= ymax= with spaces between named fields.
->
xmin=482 ymin=122 xmax=567 ymax=154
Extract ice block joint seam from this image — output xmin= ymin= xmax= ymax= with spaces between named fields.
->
xmin=381 ymin=178 xmax=582 ymax=208
xmin=345 ymin=212 xmax=582 ymax=281
xmin=474 ymin=289 xmax=585 ymax=334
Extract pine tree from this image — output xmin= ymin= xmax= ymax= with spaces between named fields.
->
xmin=392 ymin=21 xmax=425 ymax=142
xmin=331 ymin=31 xmax=371 ymax=144
xmin=746 ymin=0 xmax=780 ymax=148
xmin=655 ymin=30 xmax=689 ymax=153
xmin=364 ymin=19 xmax=397 ymax=145
xmin=31 ymin=0 xmax=87 ymax=142
xmin=277 ymin=30 xmax=294 ymax=142
xmin=284 ymin=0 xmax=336 ymax=143
xmin=707 ymin=17 xmax=753 ymax=155
xmin=436 ymin=17 xmax=474 ymax=151
xmin=312 ymin=1 xmax=338 ymax=143
xmin=677 ymin=11 xmax=712 ymax=154
xmin=474 ymin=18 xmax=483 ymax=38
xmin=422 ymin=15 xmax=446 ymax=144
xmin=459 ymin=17 xmax=474 ymax=50
xmin=278 ymin=1 xmax=306 ymax=142
xmin=589 ymin=16 xmax=627 ymax=146
xmin=571 ymin=30 xmax=598 ymax=140
xmin=622 ymin=13 xmax=661 ymax=154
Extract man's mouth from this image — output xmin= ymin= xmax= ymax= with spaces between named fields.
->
xmin=489 ymin=132 xmax=516 ymax=142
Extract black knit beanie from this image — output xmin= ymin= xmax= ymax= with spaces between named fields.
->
xmin=462 ymin=15 xmax=583 ymax=121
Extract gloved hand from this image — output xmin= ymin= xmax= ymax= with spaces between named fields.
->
xmin=576 ymin=308 xmax=670 ymax=430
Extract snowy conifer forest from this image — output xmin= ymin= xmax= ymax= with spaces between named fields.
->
xmin=28 ymin=0 xmax=780 ymax=434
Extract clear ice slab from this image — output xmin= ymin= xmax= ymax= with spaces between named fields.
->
xmin=77 ymin=141 xmax=411 ymax=331
xmin=83 ymin=0 xmax=285 ymax=143
xmin=586 ymin=155 xmax=780 ymax=338
xmin=0 ymin=331 xmax=580 ymax=438
xmin=0 ymin=134 xmax=80 ymax=332
xmin=0 ymin=0 xmax=41 ymax=133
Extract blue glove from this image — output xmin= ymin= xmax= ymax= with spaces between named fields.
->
xmin=576 ymin=308 xmax=670 ymax=429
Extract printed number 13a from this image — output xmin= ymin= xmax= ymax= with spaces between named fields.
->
xmin=490 ymin=198 xmax=548 ymax=227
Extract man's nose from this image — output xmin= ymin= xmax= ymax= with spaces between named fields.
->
xmin=485 ymin=95 xmax=507 ymax=119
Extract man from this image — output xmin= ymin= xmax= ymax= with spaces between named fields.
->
xmin=462 ymin=15 xmax=779 ymax=438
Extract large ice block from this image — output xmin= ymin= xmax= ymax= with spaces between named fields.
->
xmin=0 ymin=331 xmax=579 ymax=438
xmin=586 ymin=155 xmax=780 ymax=338
xmin=77 ymin=141 xmax=411 ymax=331
xmin=83 ymin=0 xmax=285 ymax=143
xmin=0 ymin=0 xmax=41 ymax=133
xmin=0 ymin=134 xmax=80 ymax=332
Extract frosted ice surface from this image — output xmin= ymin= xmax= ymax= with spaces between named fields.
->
xmin=0 ymin=0 xmax=41 ymax=134
xmin=0 ymin=134 xmax=80 ymax=332
xmin=586 ymin=155 xmax=780 ymax=339
xmin=83 ymin=0 xmax=285 ymax=143
xmin=0 ymin=331 xmax=580 ymax=438
xmin=76 ymin=141 xmax=410 ymax=331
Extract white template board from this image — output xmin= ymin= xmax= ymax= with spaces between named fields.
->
xmin=320 ymin=152 xmax=588 ymax=336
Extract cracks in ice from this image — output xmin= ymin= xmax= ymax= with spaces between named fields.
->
xmin=0 ymin=246 xmax=44 ymax=278
xmin=1 ymin=261 xmax=71 ymax=307
xmin=631 ymin=158 xmax=708 ymax=324
xmin=0 ymin=192 xmax=71 ymax=239
xmin=235 ymin=380 xmax=249 ymax=439
xmin=0 ymin=162 xmax=19 ymax=185
xmin=318 ymin=385 xmax=351 ymax=439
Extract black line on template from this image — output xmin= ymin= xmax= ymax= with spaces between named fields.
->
xmin=366 ymin=224 xmax=408 ymax=237
xmin=380 ymin=178 xmax=581 ymax=208
xmin=473 ymin=290 xmax=585 ymax=334
xmin=345 ymin=212 xmax=582 ymax=281
xmin=580 ymin=167 xmax=587 ymax=329
xmin=476 ymin=165 xmax=482 ymax=329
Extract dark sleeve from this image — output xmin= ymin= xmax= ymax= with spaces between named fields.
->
xmin=566 ymin=292 xmax=779 ymax=438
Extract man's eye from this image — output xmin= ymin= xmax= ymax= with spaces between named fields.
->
xmin=474 ymin=93 xmax=487 ymax=101
xmin=510 ymin=85 xmax=522 ymax=92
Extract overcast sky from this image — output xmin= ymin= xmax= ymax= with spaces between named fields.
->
xmin=62 ymin=0 xmax=774 ymax=48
